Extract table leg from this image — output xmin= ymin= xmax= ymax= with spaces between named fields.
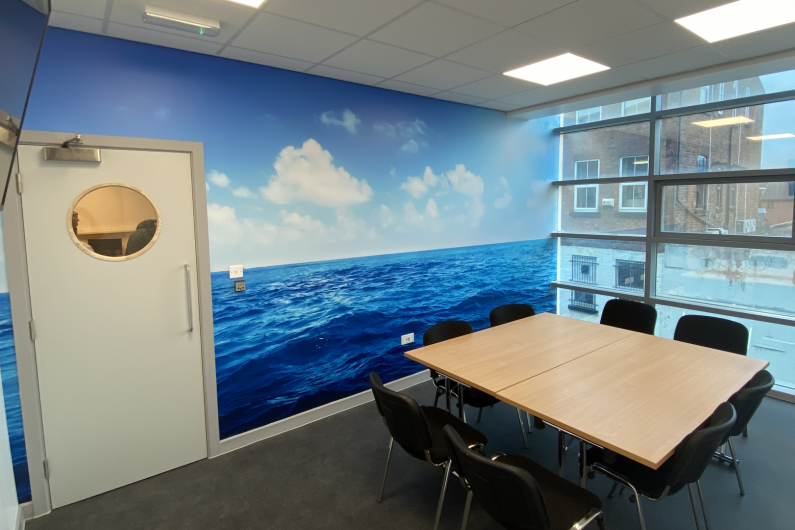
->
xmin=445 ymin=377 xmax=451 ymax=413
xmin=558 ymin=430 xmax=565 ymax=477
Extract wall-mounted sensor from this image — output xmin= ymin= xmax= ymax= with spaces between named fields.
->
xmin=235 ymin=280 xmax=245 ymax=292
xmin=143 ymin=6 xmax=220 ymax=37
xmin=229 ymin=265 xmax=243 ymax=279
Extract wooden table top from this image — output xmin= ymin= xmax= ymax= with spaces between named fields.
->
xmin=497 ymin=332 xmax=769 ymax=469
xmin=404 ymin=313 xmax=633 ymax=394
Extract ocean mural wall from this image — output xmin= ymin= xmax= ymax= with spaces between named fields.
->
xmin=11 ymin=25 xmax=559 ymax=489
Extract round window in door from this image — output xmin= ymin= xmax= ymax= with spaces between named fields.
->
xmin=68 ymin=184 xmax=161 ymax=260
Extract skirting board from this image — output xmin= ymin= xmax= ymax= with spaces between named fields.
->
xmin=769 ymin=386 xmax=795 ymax=404
xmin=215 ymin=369 xmax=430 ymax=457
xmin=17 ymin=502 xmax=32 ymax=530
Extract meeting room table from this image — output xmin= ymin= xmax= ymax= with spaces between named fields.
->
xmin=405 ymin=312 xmax=769 ymax=486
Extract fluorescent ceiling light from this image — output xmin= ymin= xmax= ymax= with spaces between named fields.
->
xmin=143 ymin=6 xmax=220 ymax=37
xmin=692 ymin=116 xmax=754 ymax=128
xmin=675 ymin=0 xmax=795 ymax=43
xmin=747 ymin=133 xmax=795 ymax=140
xmin=225 ymin=0 xmax=267 ymax=7
xmin=634 ymin=160 xmax=649 ymax=164
xmin=504 ymin=54 xmax=610 ymax=86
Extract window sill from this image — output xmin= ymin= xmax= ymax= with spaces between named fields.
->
xmin=615 ymin=211 xmax=647 ymax=218
xmin=567 ymin=304 xmax=599 ymax=315
xmin=570 ymin=211 xmax=601 ymax=217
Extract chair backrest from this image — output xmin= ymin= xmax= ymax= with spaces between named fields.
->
xmin=490 ymin=304 xmax=536 ymax=327
xmin=443 ymin=425 xmax=551 ymax=530
xmin=369 ymin=372 xmax=432 ymax=457
xmin=664 ymin=402 xmax=736 ymax=493
xmin=728 ymin=370 xmax=774 ymax=438
xmin=600 ymin=299 xmax=657 ymax=335
xmin=673 ymin=315 xmax=749 ymax=355
xmin=423 ymin=320 xmax=474 ymax=346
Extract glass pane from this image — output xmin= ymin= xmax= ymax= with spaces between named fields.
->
xmin=660 ymin=181 xmax=793 ymax=237
xmin=656 ymin=243 xmax=795 ymax=317
xmin=559 ymin=238 xmax=646 ymax=292
xmin=562 ymin=97 xmax=651 ymax=126
xmin=70 ymin=185 xmax=160 ymax=259
xmin=659 ymin=100 xmax=795 ymax=174
xmin=559 ymin=185 xmax=647 ymax=235
xmin=561 ymin=122 xmax=650 ymax=180
xmin=656 ymin=305 xmax=795 ymax=391
xmin=556 ymin=287 xmax=623 ymax=323
xmin=661 ymin=70 xmax=795 ymax=111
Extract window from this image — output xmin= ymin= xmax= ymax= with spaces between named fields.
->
xmin=700 ymin=87 xmax=710 ymax=104
xmin=571 ymin=255 xmax=597 ymax=284
xmin=615 ymin=259 xmax=645 ymax=291
xmin=695 ymin=184 xmax=707 ymax=209
xmin=576 ymin=107 xmax=601 ymax=124
xmin=619 ymin=155 xmax=649 ymax=177
xmin=715 ymin=184 xmax=723 ymax=208
xmin=622 ymin=98 xmax=651 ymax=116
xmin=696 ymin=155 xmax=708 ymax=173
xmin=574 ymin=160 xmax=599 ymax=211
xmin=789 ymin=182 xmax=794 ymax=196
xmin=619 ymin=183 xmax=647 ymax=211
xmin=768 ymin=201 xmax=775 ymax=209
xmin=569 ymin=290 xmax=598 ymax=314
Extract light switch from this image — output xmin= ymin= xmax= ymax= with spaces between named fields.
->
xmin=229 ymin=265 xmax=243 ymax=279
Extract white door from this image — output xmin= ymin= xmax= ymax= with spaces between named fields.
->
xmin=17 ymin=145 xmax=208 ymax=508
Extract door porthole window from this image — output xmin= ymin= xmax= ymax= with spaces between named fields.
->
xmin=68 ymin=184 xmax=161 ymax=261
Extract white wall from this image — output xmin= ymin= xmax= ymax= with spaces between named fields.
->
xmin=0 ymin=377 xmax=18 ymax=530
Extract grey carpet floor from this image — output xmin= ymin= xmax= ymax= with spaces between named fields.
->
xmin=27 ymin=381 xmax=795 ymax=530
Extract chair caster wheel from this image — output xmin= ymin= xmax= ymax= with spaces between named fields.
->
xmin=629 ymin=495 xmax=637 ymax=504
xmin=587 ymin=471 xmax=595 ymax=480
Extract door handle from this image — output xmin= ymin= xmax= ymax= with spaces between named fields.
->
xmin=184 ymin=264 xmax=194 ymax=333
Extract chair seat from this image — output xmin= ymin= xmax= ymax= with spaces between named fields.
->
xmin=495 ymin=454 xmax=602 ymax=530
xmin=586 ymin=447 xmax=671 ymax=499
xmin=404 ymin=406 xmax=487 ymax=465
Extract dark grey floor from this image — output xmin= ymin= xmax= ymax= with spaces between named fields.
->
xmin=28 ymin=382 xmax=795 ymax=530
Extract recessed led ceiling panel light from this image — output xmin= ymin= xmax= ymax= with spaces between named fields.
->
xmin=226 ymin=0 xmax=267 ymax=7
xmin=747 ymin=133 xmax=795 ymax=140
xmin=504 ymin=54 xmax=610 ymax=86
xmin=692 ymin=116 xmax=754 ymax=127
xmin=675 ymin=0 xmax=795 ymax=43
xmin=143 ymin=6 xmax=220 ymax=36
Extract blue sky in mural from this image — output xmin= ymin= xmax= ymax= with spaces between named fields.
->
xmin=27 ymin=29 xmax=559 ymax=271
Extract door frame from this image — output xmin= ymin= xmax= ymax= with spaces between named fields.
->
xmin=2 ymin=131 xmax=220 ymax=516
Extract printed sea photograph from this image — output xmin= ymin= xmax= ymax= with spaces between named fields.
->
xmin=213 ymin=239 xmax=556 ymax=439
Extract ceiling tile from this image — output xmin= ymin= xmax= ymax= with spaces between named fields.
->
xmin=433 ymin=92 xmax=488 ymax=106
xmin=436 ymin=0 xmax=575 ymax=27
xmin=576 ymin=22 xmax=706 ymax=68
xmin=395 ymin=59 xmax=492 ymax=91
xmin=516 ymin=0 xmax=661 ymax=49
xmin=109 ymin=0 xmax=254 ymax=45
xmin=369 ymin=3 xmax=503 ymax=57
xmin=48 ymin=11 xmax=104 ymax=33
xmin=451 ymin=75 xmax=535 ymax=100
xmin=710 ymin=25 xmax=795 ymax=61
xmin=106 ymin=22 xmax=223 ymax=55
xmin=375 ymin=79 xmax=440 ymax=97
xmin=633 ymin=0 xmax=730 ymax=20
xmin=220 ymin=46 xmax=314 ymax=72
xmin=496 ymin=89 xmax=544 ymax=107
xmin=477 ymin=100 xmax=520 ymax=112
xmin=51 ymin=0 xmax=107 ymax=18
xmin=230 ymin=13 xmax=358 ymax=63
xmin=446 ymin=30 xmax=565 ymax=74
xmin=263 ymin=0 xmax=422 ymax=36
xmin=306 ymin=65 xmax=385 ymax=85
xmin=625 ymin=45 xmax=730 ymax=80
xmin=322 ymin=39 xmax=433 ymax=78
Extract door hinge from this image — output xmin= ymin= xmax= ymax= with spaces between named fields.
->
xmin=29 ymin=321 xmax=36 ymax=342
xmin=15 ymin=173 xmax=22 ymax=194
xmin=43 ymin=459 xmax=49 ymax=480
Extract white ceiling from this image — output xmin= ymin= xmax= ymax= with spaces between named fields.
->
xmin=47 ymin=0 xmax=795 ymax=115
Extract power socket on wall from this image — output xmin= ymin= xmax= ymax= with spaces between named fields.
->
xmin=401 ymin=333 xmax=414 ymax=346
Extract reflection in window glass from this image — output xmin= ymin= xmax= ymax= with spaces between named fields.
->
xmin=661 ymin=69 xmax=795 ymax=111
xmin=561 ymin=98 xmax=651 ymax=126
xmin=656 ymin=244 xmax=795 ymax=317
xmin=561 ymin=122 xmax=650 ymax=180
xmin=659 ymin=101 xmax=795 ymax=174
xmin=660 ymin=181 xmax=793 ymax=237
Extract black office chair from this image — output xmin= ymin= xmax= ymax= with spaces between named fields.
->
xmin=489 ymin=303 xmax=536 ymax=327
xmin=368 ymin=371 xmax=488 ymax=530
xmin=600 ymin=299 xmax=657 ymax=335
xmin=424 ymin=320 xmax=473 ymax=413
xmin=715 ymin=370 xmax=774 ymax=495
xmin=674 ymin=315 xmax=749 ymax=355
xmin=587 ymin=402 xmax=736 ymax=530
xmin=440 ymin=425 xmax=605 ymax=530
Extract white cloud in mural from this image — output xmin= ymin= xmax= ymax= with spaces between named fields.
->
xmin=525 ymin=179 xmax=555 ymax=220
xmin=205 ymin=182 xmax=210 ymax=192
xmin=153 ymin=108 xmax=171 ymax=119
xmin=208 ymin=170 xmax=231 ymax=188
xmin=494 ymin=176 xmax=512 ymax=209
xmin=447 ymin=164 xmax=485 ymax=227
xmin=375 ymin=119 xmax=429 ymax=153
xmin=404 ymin=198 xmax=443 ymax=231
xmin=400 ymin=167 xmax=440 ymax=199
xmin=260 ymin=139 xmax=373 ymax=208
xmin=320 ymin=109 xmax=361 ymax=134
xmin=232 ymin=186 xmax=257 ymax=199
xmin=379 ymin=205 xmax=395 ymax=228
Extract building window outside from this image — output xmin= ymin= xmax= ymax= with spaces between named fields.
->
xmin=619 ymin=183 xmax=647 ymax=211
xmin=695 ymin=184 xmax=707 ymax=209
xmin=789 ymin=181 xmax=794 ymax=196
xmin=574 ymin=160 xmax=599 ymax=212
xmin=716 ymin=184 xmax=723 ymax=208
xmin=700 ymin=87 xmax=710 ymax=104
xmin=569 ymin=291 xmax=598 ymax=314
xmin=615 ymin=259 xmax=645 ymax=291
xmin=622 ymin=98 xmax=651 ymax=116
xmin=768 ymin=201 xmax=775 ymax=209
xmin=697 ymin=155 xmax=708 ymax=173
xmin=576 ymin=107 xmax=601 ymax=124
xmin=571 ymin=255 xmax=597 ymax=284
